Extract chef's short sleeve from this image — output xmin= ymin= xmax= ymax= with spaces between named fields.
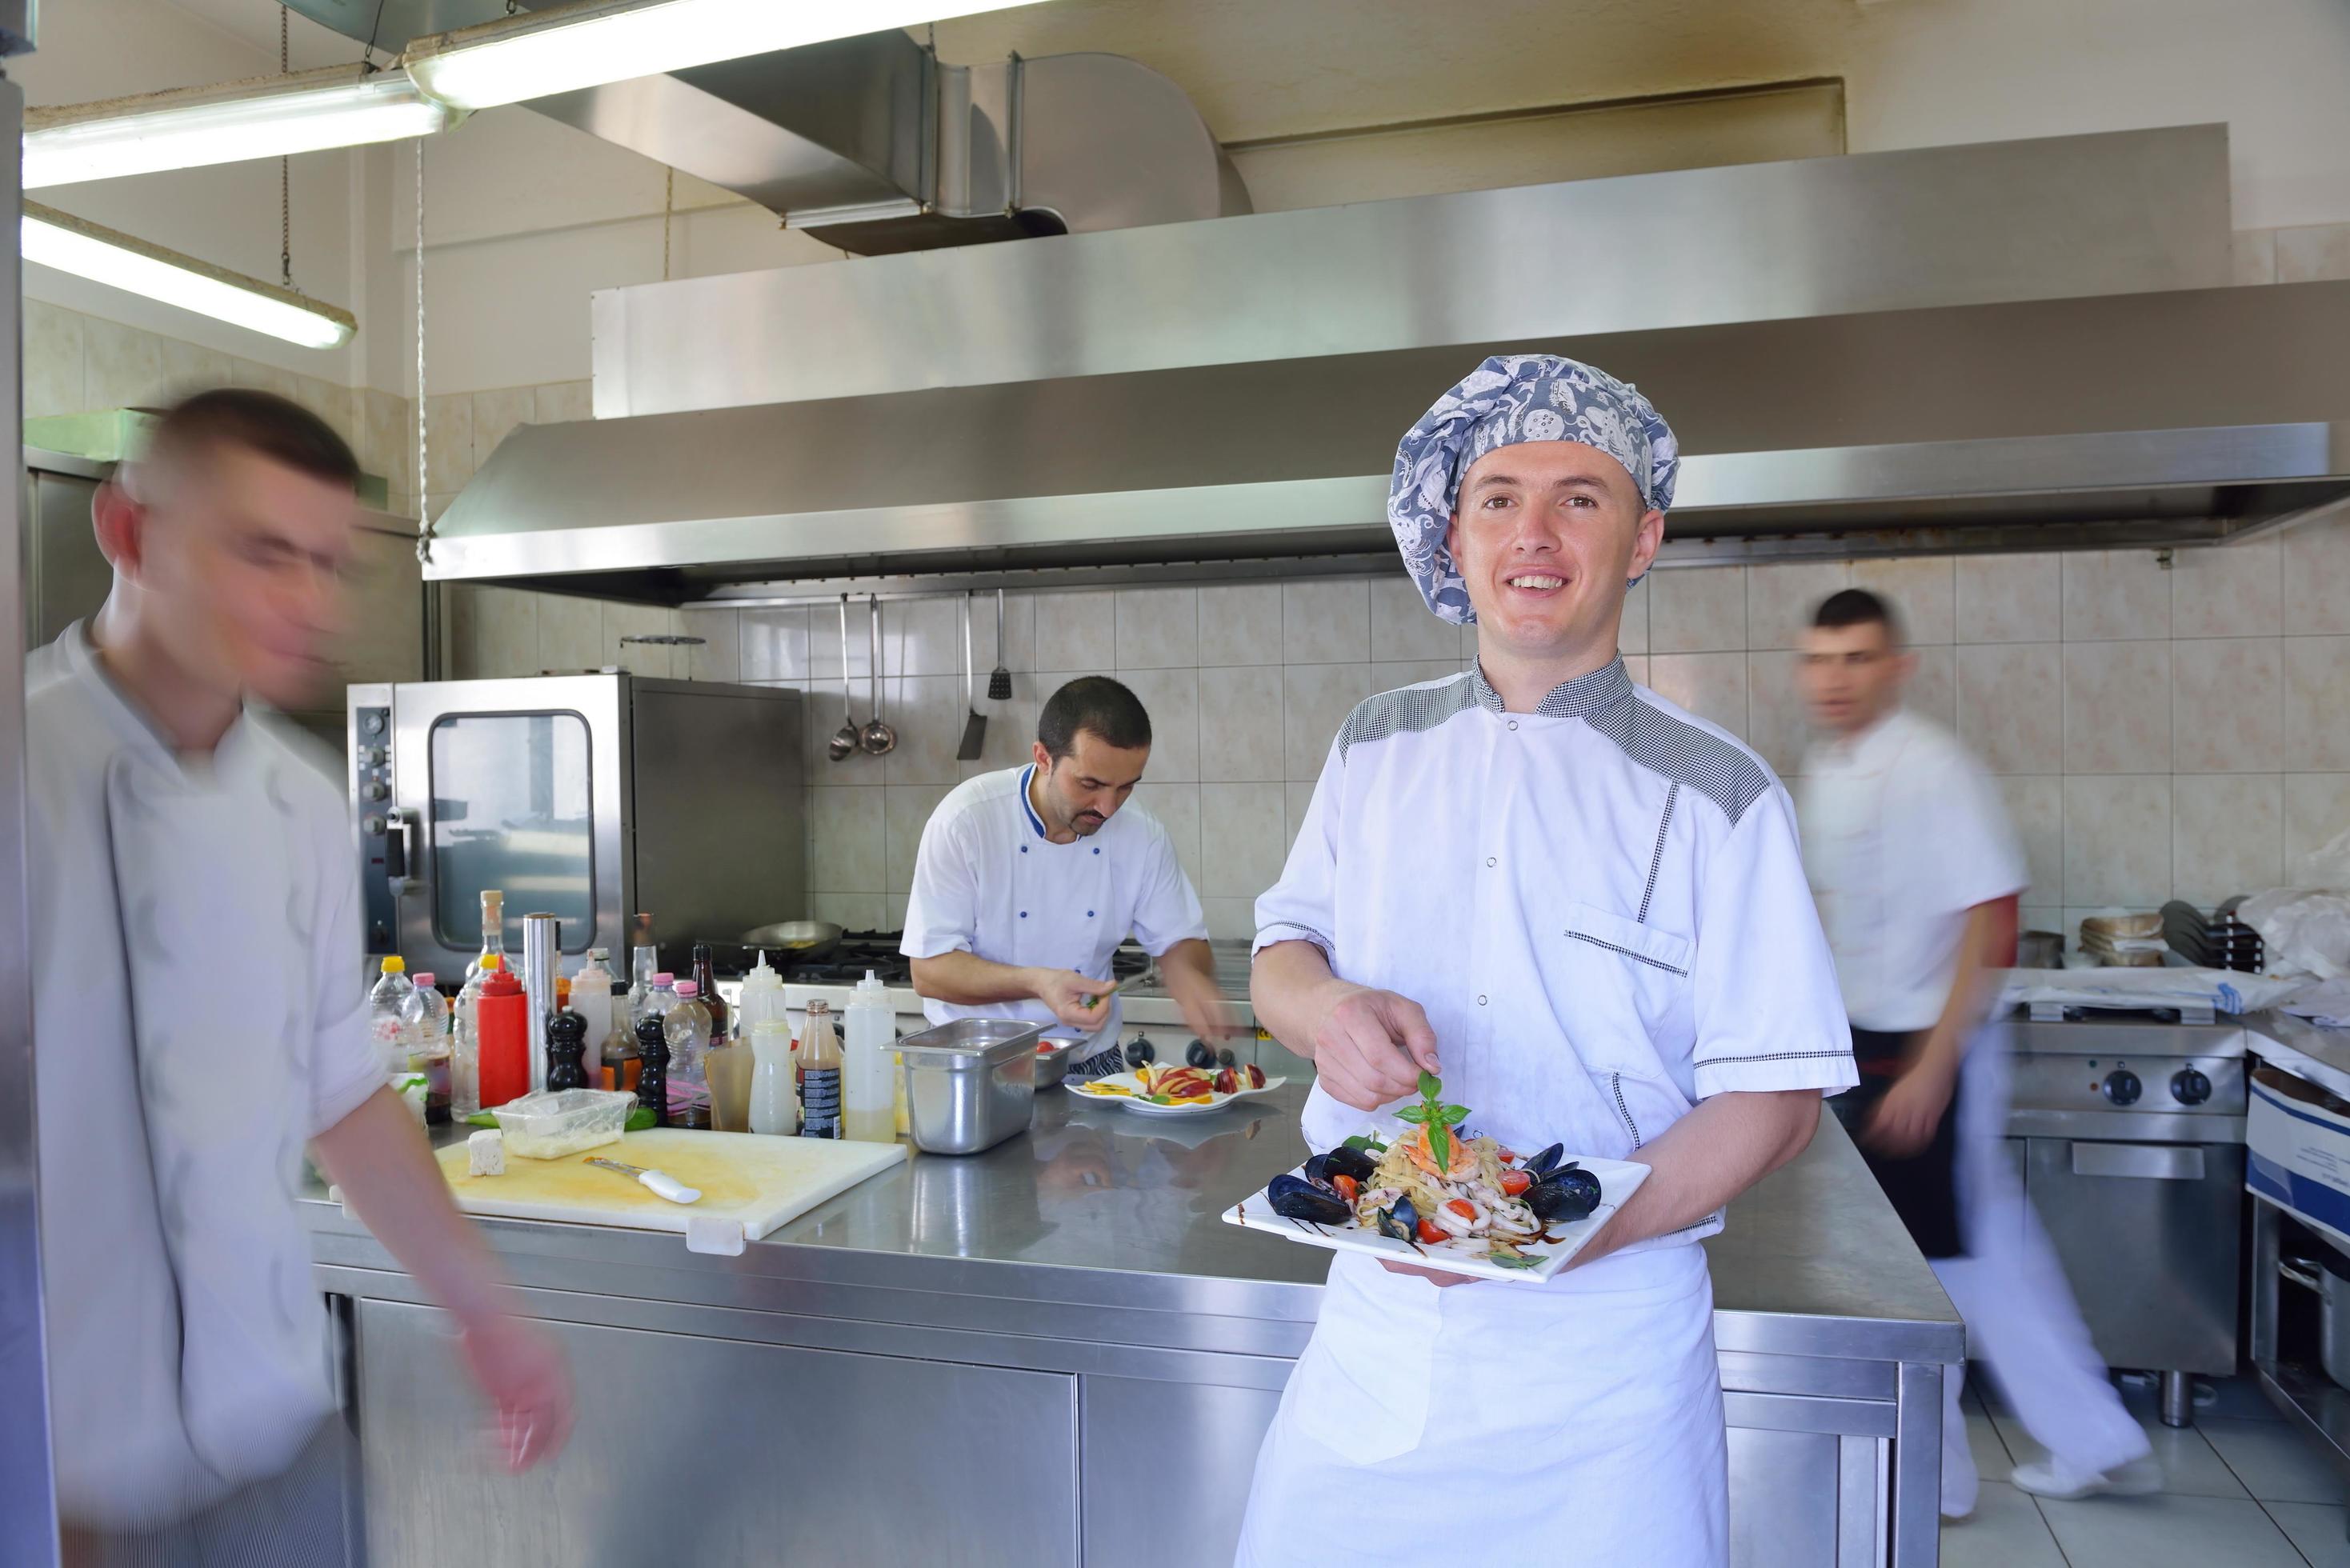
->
xmin=1919 ymin=748 xmax=2029 ymax=914
xmin=901 ymin=806 xmax=981 ymax=960
xmin=1254 ymin=736 xmax=1342 ymax=965
xmin=1127 ymin=815 xmax=1209 ymax=955
xmin=310 ymin=850 xmax=386 ymax=1134
xmin=1691 ymin=786 xmax=1860 ymax=1100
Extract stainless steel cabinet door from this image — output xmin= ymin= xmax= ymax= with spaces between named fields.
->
xmin=354 ymin=1298 xmax=1080 ymax=1567
xmin=2024 ymin=1138 xmax=2244 ymax=1376
xmin=1079 ymin=1376 xmax=1283 ymax=1567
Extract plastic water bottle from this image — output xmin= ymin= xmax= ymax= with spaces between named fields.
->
xmin=843 ymin=970 xmax=896 ymax=1144
xmin=748 ymin=1018 xmax=798 ymax=1135
xmin=402 ymin=974 xmax=451 ymax=1125
xmin=368 ymin=956 xmax=417 ymax=1072
xmin=664 ymin=980 xmax=713 ymax=1128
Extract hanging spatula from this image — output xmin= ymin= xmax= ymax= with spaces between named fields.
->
xmin=957 ymin=592 xmax=987 ymax=762
xmin=987 ymin=587 xmax=1012 ymax=702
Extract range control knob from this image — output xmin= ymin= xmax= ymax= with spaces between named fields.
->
xmin=2103 ymin=1068 xmax=2143 ymax=1107
xmin=363 ymin=781 xmax=389 ymax=802
xmin=2171 ymin=1066 xmax=2213 ymax=1106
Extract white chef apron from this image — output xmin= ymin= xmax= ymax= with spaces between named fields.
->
xmin=1235 ymin=1244 xmax=1725 ymax=1568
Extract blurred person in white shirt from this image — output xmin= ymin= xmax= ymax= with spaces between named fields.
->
xmin=1800 ymin=586 xmax=2155 ymax=1513
xmin=29 ymin=390 xmax=572 ymax=1564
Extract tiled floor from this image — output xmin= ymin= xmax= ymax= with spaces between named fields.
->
xmin=1944 ymin=1372 xmax=2349 ymax=1566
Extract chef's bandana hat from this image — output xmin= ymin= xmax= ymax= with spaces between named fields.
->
xmin=1387 ymin=353 xmax=1679 ymax=624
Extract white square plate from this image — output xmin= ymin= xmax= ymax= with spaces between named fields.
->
xmin=1220 ymin=1144 xmax=1650 ymax=1285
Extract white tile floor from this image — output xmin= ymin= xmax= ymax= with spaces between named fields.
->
xmin=1944 ymin=1372 xmax=2348 ymax=1566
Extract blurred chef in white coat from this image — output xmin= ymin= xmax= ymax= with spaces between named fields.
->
xmin=1799 ymin=586 xmax=2156 ymax=1512
xmin=903 ymin=675 xmax=1234 ymax=1074
xmin=30 ymin=390 xmax=572 ymax=1564
xmin=1235 ymin=355 xmax=1856 ymax=1567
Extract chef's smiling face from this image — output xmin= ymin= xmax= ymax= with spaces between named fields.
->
xmin=1445 ymin=441 xmax=1662 ymax=662
xmin=1030 ymin=730 xmax=1151 ymax=838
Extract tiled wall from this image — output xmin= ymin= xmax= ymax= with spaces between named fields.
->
xmin=678 ymin=532 xmax=2350 ymax=946
xmin=1645 ymin=542 xmax=2350 ymax=942
xmin=2233 ymin=223 xmax=2350 ymax=284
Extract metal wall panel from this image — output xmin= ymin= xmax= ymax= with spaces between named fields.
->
xmin=0 ymin=72 xmax=62 ymax=1568
xmin=592 ymin=126 xmax=2232 ymax=417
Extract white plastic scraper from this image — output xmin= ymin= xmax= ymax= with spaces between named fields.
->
xmin=584 ymin=1156 xmax=700 ymax=1205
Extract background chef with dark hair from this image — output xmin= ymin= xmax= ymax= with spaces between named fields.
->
xmin=903 ymin=674 xmax=1235 ymax=1077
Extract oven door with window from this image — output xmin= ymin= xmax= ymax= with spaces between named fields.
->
xmin=384 ymin=674 xmax=628 ymax=974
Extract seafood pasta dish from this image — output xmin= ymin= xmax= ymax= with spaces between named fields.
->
xmin=1264 ymin=1072 xmax=1603 ymax=1270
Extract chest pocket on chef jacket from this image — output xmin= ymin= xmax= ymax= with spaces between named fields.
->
xmin=1548 ymin=901 xmax=1695 ymax=1081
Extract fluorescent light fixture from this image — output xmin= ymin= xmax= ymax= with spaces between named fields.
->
xmin=25 ymin=66 xmax=453 ymax=189
xmin=403 ymin=0 xmax=1048 ymax=112
xmin=22 ymin=202 xmax=357 ymax=350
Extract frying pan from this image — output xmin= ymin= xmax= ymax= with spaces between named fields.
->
xmin=739 ymin=920 xmax=844 ymax=959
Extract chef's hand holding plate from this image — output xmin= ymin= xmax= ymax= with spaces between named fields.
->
xmin=1303 ymin=980 xmax=1439 ymax=1114
xmin=1032 ymin=968 xmax=1118 ymax=1033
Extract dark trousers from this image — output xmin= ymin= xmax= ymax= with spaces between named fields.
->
xmin=1832 ymin=1025 xmax=1967 ymax=1259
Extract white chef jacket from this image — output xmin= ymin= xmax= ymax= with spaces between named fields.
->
xmin=28 ymin=625 xmax=382 ymax=1526
xmin=1800 ymin=707 xmax=2028 ymax=1034
xmin=900 ymin=763 xmax=1207 ymax=1059
xmin=1236 ymin=658 xmax=1853 ymax=1567
xmin=1256 ymin=658 xmax=1856 ymax=1235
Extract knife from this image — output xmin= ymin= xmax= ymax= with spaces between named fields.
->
xmin=585 ymin=1156 xmax=701 ymax=1205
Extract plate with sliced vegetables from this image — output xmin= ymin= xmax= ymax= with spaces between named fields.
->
xmin=1071 ymin=1061 xmax=1287 ymax=1116
xmin=1219 ymin=1073 xmax=1647 ymax=1284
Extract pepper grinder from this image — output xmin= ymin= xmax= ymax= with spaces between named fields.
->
xmin=544 ymin=1008 xmax=589 ymax=1093
xmin=634 ymin=1012 xmax=671 ymax=1126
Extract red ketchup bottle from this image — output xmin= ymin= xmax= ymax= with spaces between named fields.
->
xmin=477 ymin=967 xmax=530 ymax=1110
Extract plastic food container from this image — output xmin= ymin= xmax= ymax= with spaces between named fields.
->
xmin=895 ymin=1019 xmax=1044 ymax=1154
xmin=490 ymin=1088 xmax=636 ymax=1159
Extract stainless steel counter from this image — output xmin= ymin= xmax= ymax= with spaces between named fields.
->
xmin=303 ymin=1086 xmax=1957 ymax=1566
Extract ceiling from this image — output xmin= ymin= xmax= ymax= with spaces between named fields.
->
xmin=149 ymin=0 xmax=1876 ymax=140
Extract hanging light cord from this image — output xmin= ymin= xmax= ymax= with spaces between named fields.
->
xmin=414 ymin=141 xmax=431 ymax=560
xmin=279 ymin=6 xmax=294 ymax=290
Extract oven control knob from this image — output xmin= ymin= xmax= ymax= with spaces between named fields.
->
xmin=364 ymin=781 xmax=389 ymax=802
xmin=2171 ymin=1066 xmax=2212 ymax=1106
xmin=2102 ymin=1068 xmax=2143 ymax=1106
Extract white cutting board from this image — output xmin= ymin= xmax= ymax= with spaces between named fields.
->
xmin=430 ymin=1129 xmax=905 ymax=1255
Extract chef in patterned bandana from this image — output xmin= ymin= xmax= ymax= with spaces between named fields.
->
xmin=1235 ymin=355 xmax=1856 ymax=1567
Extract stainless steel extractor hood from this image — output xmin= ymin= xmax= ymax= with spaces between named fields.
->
xmin=426 ymin=125 xmax=2350 ymax=598
xmin=427 ymin=279 xmax=2350 ymax=597
xmin=285 ymin=6 xmax=1246 ymax=254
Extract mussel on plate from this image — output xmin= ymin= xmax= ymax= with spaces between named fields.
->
xmin=1522 ymin=1142 xmax=1566 ymax=1180
xmin=1526 ymin=1163 xmax=1603 ymax=1222
xmin=1267 ymin=1174 xmax=1351 ymax=1226
xmin=1372 ymin=1195 xmax=1419 ymax=1243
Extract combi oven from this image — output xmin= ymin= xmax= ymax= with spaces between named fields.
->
xmin=347 ymin=674 xmax=806 ymax=974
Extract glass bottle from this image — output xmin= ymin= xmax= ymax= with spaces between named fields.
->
xmin=627 ymin=912 xmax=659 ymax=1026
xmin=691 ymin=942 xmax=729 ymax=1050
xmin=664 ymin=980 xmax=713 ymax=1129
xmin=799 ymin=1000 xmax=843 ymax=1140
xmin=464 ymin=889 xmax=506 ymax=990
xmin=452 ymin=954 xmax=498 ymax=1115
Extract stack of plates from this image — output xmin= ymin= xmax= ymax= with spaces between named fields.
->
xmin=2162 ymin=898 xmax=2265 ymax=972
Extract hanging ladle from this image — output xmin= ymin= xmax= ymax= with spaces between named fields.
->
xmin=859 ymin=594 xmax=897 ymax=756
xmin=828 ymin=596 xmax=859 ymax=762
